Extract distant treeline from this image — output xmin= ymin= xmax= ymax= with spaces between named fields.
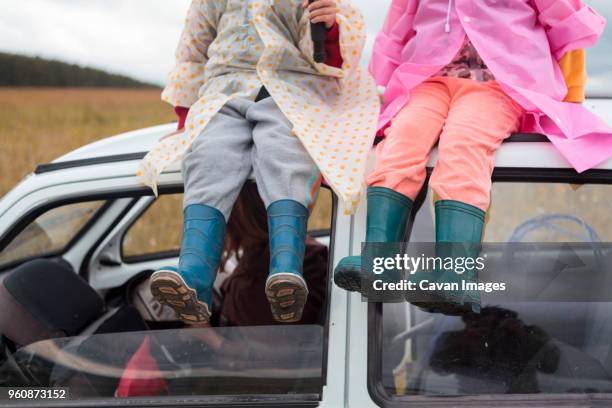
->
xmin=0 ymin=52 xmax=157 ymax=88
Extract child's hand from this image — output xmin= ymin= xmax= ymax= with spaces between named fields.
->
xmin=302 ymin=0 xmax=339 ymax=29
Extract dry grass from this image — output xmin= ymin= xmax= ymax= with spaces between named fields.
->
xmin=0 ymin=87 xmax=174 ymax=197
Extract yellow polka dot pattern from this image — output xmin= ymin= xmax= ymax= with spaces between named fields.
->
xmin=137 ymin=0 xmax=380 ymax=214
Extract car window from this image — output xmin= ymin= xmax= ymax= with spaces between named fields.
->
xmin=0 ymin=201 xmax=105 ymax=268
xmin=309 ymin=187 xmax=334 ymax=232
xmin=376 ymin=178 xmax=612 ymax=400
xmin=9 ymin=326 xmax=324 ymax=400
xmin=410 ymin=182 xmax=612 ymax=243
xmin=122 ymin=194 xmax=183 ymax=260
xmin=122 ymin=187 xmax=334 ymax=260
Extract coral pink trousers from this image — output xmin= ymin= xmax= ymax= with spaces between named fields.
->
xmin=368 ymin=77 xmax=524 ymax=211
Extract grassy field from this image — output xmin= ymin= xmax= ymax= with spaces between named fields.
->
xmin=0 ymin=87 xmax=175 ymax=197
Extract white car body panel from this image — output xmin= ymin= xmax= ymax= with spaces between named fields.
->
xmin=55 ymin=123 xmax=176 ymax=162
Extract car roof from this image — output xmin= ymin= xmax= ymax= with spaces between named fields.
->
xmin=54 ymin=123 xmax=176 ymax=163
xmin=32 ymin=124 xmax=553 ymax=176
xmin=24 ymin=98 xmax=612 ymax=176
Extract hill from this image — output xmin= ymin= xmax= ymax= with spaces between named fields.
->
xmin=0 ymin=52 xmax=157 ymax=88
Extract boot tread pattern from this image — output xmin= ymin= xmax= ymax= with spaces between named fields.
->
xmin=334 ymin=271 xmax=362 ymax=292
xmin=334 ymin=257 xmax=364 ymax=293
xmin=266 ymin=274 xmax=308 ymax=323
xmin=150 ymin=271 xmax=211 ymax=324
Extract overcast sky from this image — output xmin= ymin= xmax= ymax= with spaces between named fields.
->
xmin=0 ymin=0 xmax=610 ymax=93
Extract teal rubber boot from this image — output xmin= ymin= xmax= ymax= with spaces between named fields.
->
xmin=150 ymin=204 xmax=226 ymax=324
xmin=411 ymin=200 xmax=484 ymax=315
xmin=334 ymin=187 xmax=413 ymax=294
xmin=265 ymin=200 xmax=310 ymax=323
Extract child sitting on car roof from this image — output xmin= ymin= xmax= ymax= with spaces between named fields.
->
xmin=334 ymin=0 xmax=610 ymax=315
xmin=137 ymin=0 xmax=379 ymax=325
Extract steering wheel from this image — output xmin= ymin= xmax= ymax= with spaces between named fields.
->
xmin=508 ymin=213 xmax=601 ymax=243
xmin=505 ymin=213 xmax=606 ymax=268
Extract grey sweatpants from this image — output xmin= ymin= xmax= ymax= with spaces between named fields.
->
xmin=183 ymin=96 xmax=322 ymax=220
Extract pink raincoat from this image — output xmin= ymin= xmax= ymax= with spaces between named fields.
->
xmin=371 ymin=0 xmax=610 ymax=172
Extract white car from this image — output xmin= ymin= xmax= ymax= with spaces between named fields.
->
xmin=0 ymin=99 xmax=612 ymax=407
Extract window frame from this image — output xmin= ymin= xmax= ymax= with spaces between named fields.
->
xmin=113 ymin=185 xmax=338 ymax=405
xmin=0 ymin=182 xmax=338 ymax=407
xmin=120 ymin=193 xmax=182 ymax=264
xmin=1 ymin=395 xmax=322 ymax=408
xmin=367 ymin=166 xmax=612 ymax=408
xmin=117 ymin=184 xmax=338 ymax=396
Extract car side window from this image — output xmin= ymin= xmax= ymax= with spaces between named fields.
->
xmin=409 ymin=182 xmax=612 ymax=243
xmin=122 ymin=194 xmax=183 ymax=260
xmin=485 ymin=182 xmax=612 ymax=242
xmin=122 ymin=188 xmax=334 ymax=261
xmin=309 ymin=188 xmax=333 ymax=232
xmin=0 ymin=201 xmax=105 ymax=268
xmin=377 ymin=179 xmax=612 ymax=401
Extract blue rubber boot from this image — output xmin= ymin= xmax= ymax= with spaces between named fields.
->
xmin=150 ymin=204 xmax=225 ymax=324
xmin=411 ymin=200 xmax=483 ymax=315
xmin=334 ymin=187 xmax=413 ymax=294
xmin=265 ymin=200 xmax=310 ymax=323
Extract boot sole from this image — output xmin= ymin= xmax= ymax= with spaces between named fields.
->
xmin=334 ymin=268 xmax=363 ymax=293
xmin=410 ymin=290 xmax=480 ymax=316
xmin=265 ymin=273 xmax=309 ymax=323
xmin=150 ymin=270 xmax=211 ymax=324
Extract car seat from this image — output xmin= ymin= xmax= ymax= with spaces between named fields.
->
xmin=0 ymin=259 xmax=106 ymax=347
xmin=0 ymin=258 xmax=148 ymax=395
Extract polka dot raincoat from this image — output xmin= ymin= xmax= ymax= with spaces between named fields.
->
xmin=137 ymin=0 xmax=380 ymax=214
